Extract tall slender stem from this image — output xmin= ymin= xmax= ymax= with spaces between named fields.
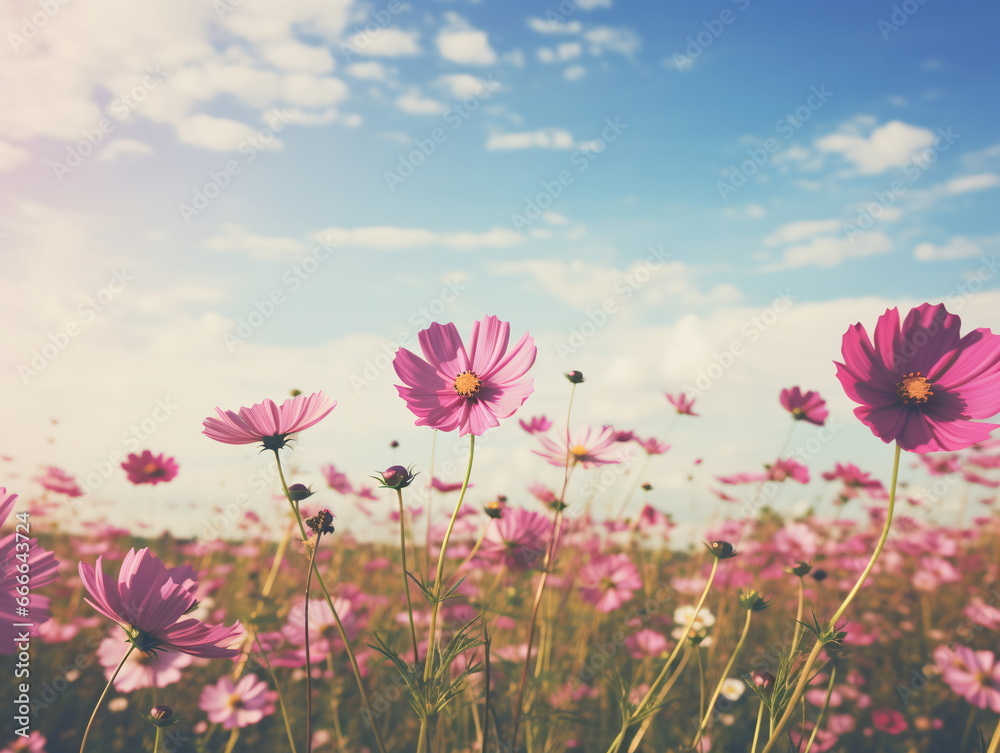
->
xmin=789 ymin=576 xmax=805 ymax=659
xmin=80 ymin=643 xmax=136 ymax=753
xmin=750 ymin=701 xmax=765 ymax=753
xmin=396 ymin=487 xmax=420 ymax=666
xmin=271 ymin=450 xmax=388 ymax=753
xmin=761 ymin=443 xmax=901 ymax=753
xmin=303 ymin=526 xmax=326 ymax=753
xmin=425 ymin=430 xmax=438 ymax=579
xmin=222 ymin=728 xmax=240 ymax=753
xmin=801 ymin=664 xmax=837 ymax=753
xmin=423 ymin=434 xmax=476 ymax=682
xmin=691 ymin=608 xmax=753 ymax=750
xmin=986 ymin=716 xmax=1000 ymax=753
xmin=252 ymin=632 xmax=299 ymax=753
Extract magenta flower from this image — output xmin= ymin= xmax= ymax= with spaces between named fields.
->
xmin=121 ymin=451 xmax=179 ymax=486
xmin=321 ymin=463 xmax=353 ymax=494
xmin=199 ymin=673 xmax=277 ymax=729
xmin=97 ymin=632 xmax=193 ymax=692
xmin=835 ymin=303 xmax=1000 ymax=452
xmin=936 ymin=645 xmax=1000 ymax=712
xmin=480 ymin=507 xmax=552 ymax=570
xmin=821 ymin=463 xmax=884 ymax=500
xmin=780 ymin=387 xmax=828 ymax=426
xmin=202 ymin=392 xmax=336 ymax=450
xmin=431 ymin=477 xmax=473 ymax=493
xmin=578 ymin=553 xmax=642 ymax=612
xmin=1 ymin=489 xmax=59 ymax=653
xmin=665 ymin=392 xmax=699 ymax=416
xmin=78 ymin=548 xmax=242 ymax=658
xmin=767 ymin=458 xmax=810 ymax=484
xmin=35 ymin=466 xmax=82 ymax=497
xmin=533 ymin=425 xmax=622 ymax=469
xmin=519 ymin=415 xmax=552 ymax=434
xmin=393 ymin=315 xmax=536 ymax=437
xmin=635 ymin=436 xmax=670 ymax=455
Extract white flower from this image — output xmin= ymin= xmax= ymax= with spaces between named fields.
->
xmin=673 ymin=604 xmax=716 ymax=630
xmin=720 ymin=678 xmax=746 ymax=702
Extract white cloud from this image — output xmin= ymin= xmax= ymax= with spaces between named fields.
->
xmin=584 ymin=26 xmax=640 ymax=57
xmin=259 ymin=41 xmax=334 ymax=73
xmin=346 ymin=62 xmax=389 ymax=80
xmin=174 ymin=114 xmax=275 ymax=151
xmin=776 ymin=232 xmax=892 ymax=269
xmin=576 ymin=0 xmax=613 ymax=7
xmin=564 ymin=65 xmax=586 ymax=81
xmin=486 ymin=128 xmax=575 ymax=150
xmin=345 ymin=28 xmax=421 ymax=57
xmin=943 ymin=173 xmax=1000 ymax=195
xmin=527 ymin=17 xmax=582 ymax=34
xmin=99 ymin=139 xmax=154 ymax=161
xmin=436 ymin=14 xmax=498 ymax=65
xmin=434 ymin=73 xmax=498 ymax=99
xmin=763 ymin=219 xmax=841 ymax=247
xmin=543 ymin=212 xmax=570 ymax=225
xmin=310 ymin=225 xmax=524 ymax=250
xmin=395 ymin=90 xmax=447 ymax=116
xmin=280 ymin=74 xmax=348 ymax=108
xmin=914 ymin=234 xmax=1000 ymax=262
xmin=816 ymin=120 xmax=936 ymax=175
xmin=0 ymin=140 xmax=30 ymax=171
xmin=538 ymin=42 xmax=582 ymax=63
xmin=206 ymin=224 xmax=309 ymax=260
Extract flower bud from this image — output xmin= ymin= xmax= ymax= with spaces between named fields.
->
xmin=640 ymin=483 xmax=653 ymax=491
xmin=739 ymin=589 xmax=772 ymax=611
xmin=288 ymin=483 xmax=315 ymax=501
xmin=565 ymin=370 xmax=585 ymax=384
xmin=373 ymin=465 xmax=416 ymax=489
xmin=811 ymin=568 xmax=828 ymax=582
xmin=705 ymin=540 xmax=738 ymax=560
xmin=485 ymin=497 xmax=505 ymax=519
xmin=751 ymin=670 xmax=775 ymax=691
xmin=151 ymin=705 xmax=173 ymax=721
xmin=785 ymin=561 xmax=813 ymax=577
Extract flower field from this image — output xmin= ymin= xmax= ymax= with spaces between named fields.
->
xmin=4 ymin=307 xmax=1000 ymax=753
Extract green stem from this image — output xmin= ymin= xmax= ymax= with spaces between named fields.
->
xmin=789 ymin=576 xmax=805 ymax=659
xmin=153 ymin=727 xmax=162 ymax=753
xmin=222 ymin=727 xmax=240 ymax=753
xmin=691 ymin=608 xmax=753 ymax=750
xmin=252 ymin=632 xmax=299 ymax=753
xmin=423 ymin=434 xmax=476 ymax=683
xmin=272 ymin=450 xmax=388 ymax=753
xmin=304 ymin=526 xmax=326 ymax=753
xmin=396 ymin=487 xmax=421 ymax=667
xmin=801 ymin=664 xmax=837 ymax=753
xmin=750 ymin=701 xmax=765 ymax=753
xmin=986 ymin=715 xmax=1000 ymax=753
xmin=760 ymin=443 xmax=901 ymax=753
xmin=80 ymin=643 xmax=136 ymax=753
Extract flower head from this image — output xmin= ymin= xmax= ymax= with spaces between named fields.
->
xmin=97 ymin=633 xmax=193 ymax=692
xmin=480 ymin=507 xmax=551 ymax=570
xmin=121 ymin=451 xmax=179 ymax=486
xmin=374 ymin=465 xmax=416 ymax=489
xmin=835 ymin=303 xmax=1000 ymax=452
xmin=935 ymin=644 xmax=1000 ymax=712
xmin=578 ymin=553 xmax=642 ymax=613
xmin=78 ymin=548 xmax=242 ymax=659
xmin=533 ymin=425 xmax=622 ymax=469
xmin=202 ymin=392 xmax=336 ymax=450
xmin=666 ymin=392 xmax=699 ymax=416
xmin=35 ymin=466 xmax=82 ymax=497
xmin=393 ymin=315 xmax=536 ymax=437
xmin=519 ymin=415 xmax=552 ymax=434
xmin=780 ymin=387 xmax=828 ymax=426
xmin=199 ymin=673 xmax=276 ymax=729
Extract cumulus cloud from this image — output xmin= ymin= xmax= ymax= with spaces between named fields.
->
xmin=486 ymin=128 xmax=575 ymax=150
xmin=436 ymin=13 xmax=498 ymax=65
xmin=815 ymin=120 xmax=937 ymax=175
xmin=914 ymin=234 xmax=1000 ymax=262
xmin=310 ymin=225 xmax=524 ymax=250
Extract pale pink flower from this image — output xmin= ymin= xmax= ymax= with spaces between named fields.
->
xmin=936 ymin=645 xmax=1000 ymax=712
xmin=202 ymin=392 xmax=336 ymax=450
xmin=533 ymin=425 xmax=622 ymax=469
xmin=35 ymin=466 xmax=82 ymax=497
xmin=97 ymin=633 xmax=193 ymax=692
xmin=578 ymin=553 xmax=641 ymax=613
xmin=199 ymin=673 xmax=276 ymax=728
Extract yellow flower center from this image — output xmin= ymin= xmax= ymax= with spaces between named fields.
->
xmin=453 ymin=371 xmax=483 ymax=398
xmin=226 ymin=693 xmax=245 ymax=711
xmin=570 ymin=444 xmax=589 ymax=458
xmin=897 ymin=372 xmax=933 ymax=404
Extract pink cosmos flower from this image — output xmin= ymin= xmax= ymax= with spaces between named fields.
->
xmin=767 ymin=458 xmax=810 ymax=483
xmin=393 ymin=315 xmax=536 ymax=437
xmin=35 ymin=466 xmax=82 ymax=497
xmin=936 ymin=645 xmax=1000 ymax=712
xmin=431 ymin=477 xmax=473 ymax=493
xmin=780 ymin=387 xmax=828 ymax=426
xmin=1 ymin=730 xmax=46 ymax=752
xmin=321 ymin=464 xmax=353 ymax=494
xmin=199 ymin=673 xmax=276 ymax=729
xmin=635 ymin=436 xmax=670 ymax=455
xmin=1 ymin=490 xmax=59 ymax=652
xmin=519 ymin=415 xmax=552 ymax=434
xmin=665 ymin=392 xmax=699 ymax=416
xmin=964 ymin=597 xmax=1000 ymax=630
xmin=528 ymin=481 xmax=558 ymax=506
xmin=835 ymin=303 xmax=1000 ymax=452
xmin=97 ymin=633 xmax=193 ymax=692
xmin=920 ymin=454 xmax=962 ymax=475
xmin=202 ymin=392 xmax=336 ymax=450
xmin=78 ymin=548 xmax=243 ymax=658
xmin=121 ymin=451 xmax=179 ymax=485
xmin=871 ymin=708 xmax=908 ymax=735
xmin=821 ymin=463 xmax=885 ymax=500
xmin=625 ymin=629 xmax=670 ymax=659
xmin=480 ymin=507 xmax=551 ymax=570
xmin=533 ymin=425 xmax=622 ymax=469
xmin=578 ymin=553 xmax=642 ymax=613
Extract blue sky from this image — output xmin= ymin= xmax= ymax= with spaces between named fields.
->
xmin=2 ymin=0 xmax=998 ymax=542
